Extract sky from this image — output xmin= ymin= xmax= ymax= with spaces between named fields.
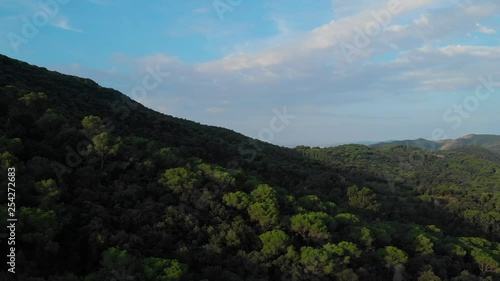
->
xmin=1 ymin=0 xmax=499 ymax=147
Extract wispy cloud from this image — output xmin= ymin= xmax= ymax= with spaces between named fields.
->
xmin=476 ymin=23 xmax=496 ymax=34
xmin=52 ymin=17 xmax=83 ymax=33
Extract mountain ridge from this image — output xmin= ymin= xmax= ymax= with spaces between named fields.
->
xmin=372 ymin=134 xmax=500 ymax=154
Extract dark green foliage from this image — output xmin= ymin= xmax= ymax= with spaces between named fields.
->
xmin=247 ymin=201 xmax=280 ymax=228
xmin=158 ymin=167 xmax=198 ymax=193
xmin=143 ymin=257 xmax=188 ymax=281
xmin=418 ymin=269 xmax=442 ymax=281
xmin=291 ymin=212 xmax=334 ymax=242
xmin=299 ymin=246 xmax=335 ymax=276
xmin=223 ymin=191 xmax=251 ymax=210
xmin=259 ymin=230 xmax=290 ymax=256
xmin=377 ymin=246 xmax=409 ymax=271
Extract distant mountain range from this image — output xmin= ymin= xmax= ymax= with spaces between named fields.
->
xmin=327 ymin=140 xmax=379 ymax=147
xmin=371 ymin=134 xmax=500 ymax=154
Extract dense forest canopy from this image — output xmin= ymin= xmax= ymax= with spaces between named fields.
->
xmin=1 ymin=54 xmax=499 ymax=280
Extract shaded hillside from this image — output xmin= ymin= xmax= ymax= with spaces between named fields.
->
xmin=0 ymin=54 xmax=342 ymax=194
xmin=450 ymin=146 xmax=500 ymax=165
xmin=295 ymin=144 xmax=500 ymax=195
xmin=1 ymin=55 xmax=499 ymax=281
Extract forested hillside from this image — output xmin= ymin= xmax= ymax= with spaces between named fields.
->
xmin=1 ymin=54 xmax=499 ymax=280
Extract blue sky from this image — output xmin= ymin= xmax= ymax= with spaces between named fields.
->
xmin=1 ymin=0 xmax=500 ymax=146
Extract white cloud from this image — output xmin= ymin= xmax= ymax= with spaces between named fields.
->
xmin=414 ymin=14 xmax=429 ymax=26
xmin=52 ymin=17 xmax=82 ymax=32
xmin=196 ymin=0 xmax=446 ymax=74
xmin=436 ymin=45 xmax=500 ymax=57
xmin=385 ymin=24 xmax=408 ymax=32
xmin=49 ymin=0 xmax=500 ymax=145
xmin=272 ymin=17 xmax=292 ymax=35
xmin=137 ymin=1 xmax=500 ymax=102
xmin=476 ymin=23 xmax=496 ymax=34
